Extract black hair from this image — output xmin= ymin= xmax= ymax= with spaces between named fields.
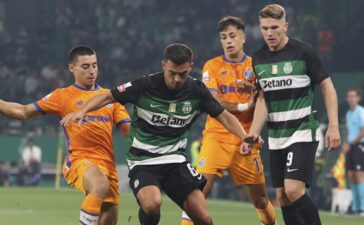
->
xmin=69 ymin=45 xmax=96 ymax=64
xmin=163 ymin=43 xmax=193 ymax=65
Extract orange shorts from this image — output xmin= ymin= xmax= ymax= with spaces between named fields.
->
xmin=63 ymin=159 xmax=120 ymax=204
xmin=196 ymin=135 xmax=265 ymax=185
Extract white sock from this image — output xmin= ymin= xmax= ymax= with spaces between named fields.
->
xmin=182 ymin=211 xmax=192 ymax=221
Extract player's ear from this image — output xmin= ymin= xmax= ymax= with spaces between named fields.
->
xmin=68 ymin=63 xmax=74 ymax=73
xmin=161 ymin=60 xmax=166 ymax=70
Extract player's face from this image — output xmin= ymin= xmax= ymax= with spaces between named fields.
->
xmin=69 ymin=54 xmax=98 ymax=89
xmin=259 ymin=17 xmax=288 ymax=51
xmin=162 ymin=60 xmax=193 ymax=91
xmin=346 ymin=91 xmax=361 ymax=108
xmin=219 ymin=25 xmax=245 ymax=59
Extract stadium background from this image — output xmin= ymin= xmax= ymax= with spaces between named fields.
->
xmin=0 ymin=0 xmax=363 ymax=222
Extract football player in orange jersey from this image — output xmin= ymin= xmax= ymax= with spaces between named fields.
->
xmin=180 ymin=16 xmax=276 ymax=225
xmin=0 ymin=46 xmax=131 ymax=225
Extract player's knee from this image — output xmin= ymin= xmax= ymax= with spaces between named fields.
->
xmin=193 ymin=211 xmax=212 ymax=225
xmin=92 ymin=179 xmax=110 ymax=198
xmin=284 ymin=186 xmax=304 ymax=202
xmin=141 ymin=196 xmax=162 ymax=215
xmin=252 ymin=195 xmax=268 ymax=209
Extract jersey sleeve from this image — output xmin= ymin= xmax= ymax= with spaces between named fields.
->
xmin=198 ymin=81 xmax=224 ymax=117
xmin=110 ymin=78 xmax=145 ymax=105
xmin=360 ymin=108 xmax=364 ymax=128
xmin=304 ymin=43 xmax=329 ymax=84
xmin=34 ymin=89 xmax=63 ymax=116
xmin=202 ymin=61 xmax=218 ymax=93
xmin=113 ymin=103 xmax=131 ymax=128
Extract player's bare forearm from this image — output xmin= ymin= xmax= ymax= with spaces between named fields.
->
xmin=119 ymin=123 xmax=130 ymax=138
xmin=249 ymin=91 xmax=267 ymax=135
xmin=0 ymin=100 xmax=39 ymax=120
xmin=211 ymin=92 xmax=254 ymax=113
xmin=215 ymin=110 xmax=246 ymax=140
xmin=81 ymin=91 xmax=115 ymax=114
xmin=320 ymin=78 xmax=339 ymax=129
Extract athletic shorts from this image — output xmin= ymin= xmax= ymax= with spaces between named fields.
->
xmin=128 ymin=162 xmax=206 ymax=209
xmin=196 ymin=135 xmax=265 ymax=185
xmin=270 ymin=142 xmax=318 ymax=188
xmin=346 ymin=143 xmax=364 ymax=171
xmin=63 ymin=159 xmax=120 ymax=204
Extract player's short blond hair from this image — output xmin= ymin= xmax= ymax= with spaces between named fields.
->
xmin=259 ymin=4 xmax=286 ymax=21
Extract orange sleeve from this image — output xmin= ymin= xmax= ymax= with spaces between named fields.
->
xmin=202 ymin=60 xmax=218 ymax=93
xmin=34 ymin=89 xmax=63 ymax=117
xmin=113 ymin=103 xmax=131 ymax=128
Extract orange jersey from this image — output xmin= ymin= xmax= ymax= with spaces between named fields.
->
xmin=35 ymin=83 xmax=131 ymax=167
xmin=202 ymin=55 xmax=255 ymax=145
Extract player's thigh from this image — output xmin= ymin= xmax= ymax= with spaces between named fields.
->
xmin=128 ymin=165 xmax=162 ymax=208
xmin=183 ymin=189 xmax=209 ymax=220
xmin=162 ymin=162 xmax=207 ymax=209
xmin=98 ymin=203 xmax=118 ymax=225
xmin=63 ymin=159 xmax=100 ymax=194
xmin=197 ymin=136 xmax=235 ymax=177
xmin=284 ymin=142 xmax=318 ymax=188
xmin=83 ymin=165 xmax=110 ymax=193
xmin=229 ymin=150 xmax=265 ymax=186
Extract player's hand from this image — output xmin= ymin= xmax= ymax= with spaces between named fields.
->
xmin=243 ymin=134 xmax=264 ymax=144
xmin=240 ymin=142 xmax=253 ymax=155
xmin=341 ymin=142 xmax=350 ymax=155
xmin=236 ymin=80 xmax=256 ymax=92
xmin=325 ymin=126 xmax=341 ymax=150
xmin=60 ymin=110 xmax=85 ymax=128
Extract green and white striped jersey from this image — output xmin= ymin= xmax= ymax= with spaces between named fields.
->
xmin=111 ymin=72 xmax=224 ymax=168
xmin=253 ymin=38 xmax=329 ymax=150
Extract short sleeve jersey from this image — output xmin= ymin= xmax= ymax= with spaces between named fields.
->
xmin=202 ymin=55 xmax=255 ymax=145
xmin=110 ymin=72 xmax=224 ymax=169
xmin=253 ymin=38 xmax=329 ymax=150
xmin=35 ymin=84 xmax=131 ymax=167
xmin=346 ymin=105 xmax=364 ymax=144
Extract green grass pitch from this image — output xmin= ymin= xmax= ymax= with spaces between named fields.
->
xmin=0 ymin=187 xmax=362 ymax=225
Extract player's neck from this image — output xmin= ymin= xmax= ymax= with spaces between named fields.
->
xmin=74 ymin=82 xmax=96 ymax=90
xmin=224 ymin=51 xmax=245 ymax=63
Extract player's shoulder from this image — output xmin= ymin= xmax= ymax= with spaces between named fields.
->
xmin=288 ymin=38 xmax=315 ymax=53
xmin=204 ymin=55 xmax=225 ymax=68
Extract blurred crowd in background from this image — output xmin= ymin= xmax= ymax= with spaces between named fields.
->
xmin=0 ymin=0 xmax=363 ymax=135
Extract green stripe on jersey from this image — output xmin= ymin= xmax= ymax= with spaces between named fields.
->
xmin=255 ymin=60 xmax=306 ymax=79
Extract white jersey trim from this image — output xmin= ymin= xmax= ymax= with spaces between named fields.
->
xmin=131 ymin=137 xmax=187 ymax=154
xmin=268 ymin=106 xmax=312 ymax=122
xmin=268 ymin=128 xmax=320 ymax=150
xmin=128 ymin=154 xmax=186 ymax=169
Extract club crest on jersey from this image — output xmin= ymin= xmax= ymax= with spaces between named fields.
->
xmin=117 ymin=82 xmax=132 ymax=92
xmin=283 ymin=62 xmax=293 ymax=75
xmin=181 ymin=101 xmax=192 ymax=114
xmin=243 ymin=67 xmax=254 ymax=79
xmin=220 ymin=70 xmax=228 ymax=76
xmin=198 ymin=157 xmax=206 ymax=168
xmin=202 ymin=71 xmax=210 ymax=83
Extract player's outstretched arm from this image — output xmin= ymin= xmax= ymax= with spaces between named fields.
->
xmin=320 ymin=77 xmax=341 ymax=150
xmin=0 ymin=100 xmax=40 ymax=120
xmin=60 ymin=91 xmax=115 ymax=127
